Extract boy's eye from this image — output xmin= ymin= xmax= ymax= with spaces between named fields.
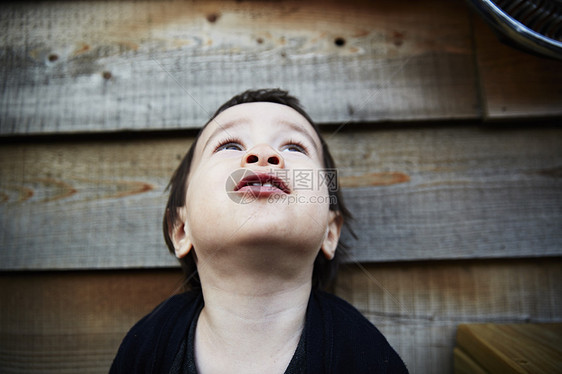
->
xmin=216 ymin=141 xmax=244 ymax=152
xmin=282 ymin=142 xmax=307 ymax=154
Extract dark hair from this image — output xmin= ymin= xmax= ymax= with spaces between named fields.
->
xmin=163 ymin=88 xmax=354 ymax=290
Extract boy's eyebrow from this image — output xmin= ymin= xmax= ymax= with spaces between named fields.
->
xmin=278 ymin=120 xmax=322 ymax=152
xmin=202 ymin=117 xmax=321 ymax=152
xmin=202 ymin=118 xmax=249 ymax=150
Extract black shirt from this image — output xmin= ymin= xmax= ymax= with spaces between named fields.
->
xmin=110 ymin=289 xmax=408 ymax=373
xmin=169 ymin=304 xmax=307 ymax=374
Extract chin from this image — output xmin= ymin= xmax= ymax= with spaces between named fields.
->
xmin=241 ymin=218 xmax=324 ymax=249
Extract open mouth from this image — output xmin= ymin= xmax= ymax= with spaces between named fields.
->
xmin=235 ymin=172 xmax=290 ymax=195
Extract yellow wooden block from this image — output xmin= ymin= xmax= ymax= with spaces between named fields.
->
xmin=456 ymin=324 xmax=562 ymax=374
xmin=454 ymin=347 xmax=489 ymax=374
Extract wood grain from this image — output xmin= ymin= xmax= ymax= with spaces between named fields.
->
xmin=454 ymin=347 xmax=489 ymax=374
xmin=1 ymin=126 xmax=561 ymax=269
xmin=0 ymin=269 xmax=184 ymax=374
xmin=472 ymin=15 xmax=562 ymax=120
xmin=0 ymin=259 xmax=559 ymax=373
xmin=0 ymin=0 xmax=479 ymax=135
xmin=456 ymin=323 xmax=562 ymax=374
xmin=334 ymin=258 xmax=562 ymax=374
xmin=332 ymin=126 xmax=562 ymax=263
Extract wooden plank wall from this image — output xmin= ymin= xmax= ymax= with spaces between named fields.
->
xmin=335 ymin=259 xmax=562 ymax=373
xmin=1 ymin=260 xmax=560 ymax=373
xmin=1 ymin=1 xmax=561 ymax=373
xmin=1 ymin=0 xmax=482 ymax=134
xmin=1 ymin=126 xmax=561 ymax=269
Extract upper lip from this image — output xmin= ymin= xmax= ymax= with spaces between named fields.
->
xmin=235 ymin=172 xmax=291 ymax=194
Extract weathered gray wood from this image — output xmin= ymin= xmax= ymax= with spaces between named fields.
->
xmin=345 ymin=181 xmax=562 ymax=262
xmin=1 ymin=259 xmax=560 ymax=373
xmin=0 ymin=137 xmax=185 ymax=269
xmin=0 ymin=0 xmax=479 ymax=135
xmin=335 ymin=259 xmax=562 ymax=374
xmin=331 ymin=126 xmax=562 ymax=262
xmin=472 ymin=16 xmax=562 ymax=120
xmin=1 ymin=126 xmax=560 ymax=270
xmin=0 ymin=270 xmax=184 ymax=374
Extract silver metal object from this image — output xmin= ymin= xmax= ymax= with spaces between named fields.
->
xmin=467 ymin=0 xmax=562 ymax=59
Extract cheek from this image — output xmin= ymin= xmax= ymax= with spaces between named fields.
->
xmin=187 ymin=161 xmax=231 ymax=197
xmin=183 ymin=164 xmax=241 ymax=234
xmin=185 ymin=172 xmax=230 ymax=219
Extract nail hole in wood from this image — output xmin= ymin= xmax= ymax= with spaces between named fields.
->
xmin=206 ymin=13 xmax=219 ymax=23
xmin=48 ymin=54 xmax=59 ymax=62
xmin=102 ymin=71 xmax=112 ymax=80
xmin=334 ymin=37 xmax=346 ymax=47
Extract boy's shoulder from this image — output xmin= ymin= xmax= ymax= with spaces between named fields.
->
xmin=313 ymin=290 xmax=381 ymax=333
xmin=311 ymin=290 xmax=408 ymax=373
xmin=127 ymin=290 xmax=200 ymax=336
xmin=110 ymin=290 xmax=202 ymax=374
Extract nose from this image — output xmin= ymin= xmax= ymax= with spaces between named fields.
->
xmin=241 ymin=144 xmax=285 ymax=168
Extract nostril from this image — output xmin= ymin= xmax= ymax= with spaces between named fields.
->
xmin=268 ymin=156 xmax=279 ymax=165
xmin=246 ymin=154 xmax=259 ymax=163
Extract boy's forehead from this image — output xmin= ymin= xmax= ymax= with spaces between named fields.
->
xmin=199 ymin=102 xmax=322 ymax=149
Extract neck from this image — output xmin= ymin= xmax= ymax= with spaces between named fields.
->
xmin=193 ymin=246 xmax=314 ymax=373
xmin=198 ymin=264 xmax=312 ymax=345
xmin=200 ymin=276 xmax=311 ymax=329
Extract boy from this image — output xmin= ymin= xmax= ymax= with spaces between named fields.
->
xmin=110 ymin=89 xmax=407 ymax=373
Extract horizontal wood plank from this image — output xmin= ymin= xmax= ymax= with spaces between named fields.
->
xmin=0 ymin=258 xmax=560 ymax=373
xmin=0 ymin=0 xmax=479 ymax=135
xmin=472 ymin=16 xmax=562 ymax=120
xmin=456 ymin=323 xmax=562 ymax=374
xmin=0 ymin=269 xmax=184 ymax=374
xmin=454 ymin=347 xmax=489 ymax=374
xmin=334 ymin=126 xmax=562 ymax=263
xmin=334 ymin=259 xmax=562 ymax=374
xmin=1 ymin=126 xmax=561 ymax=270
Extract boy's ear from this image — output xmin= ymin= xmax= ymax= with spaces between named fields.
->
xmin=321 ymin=211 xmax=343 ymax=260
xmin=170 ymin=207 xmax=193 ymax=259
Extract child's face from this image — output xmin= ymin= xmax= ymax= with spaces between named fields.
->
xmin=174 ymin=102 xmax=340 ymax=263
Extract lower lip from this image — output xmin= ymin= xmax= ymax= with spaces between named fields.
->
xmin=236 ymin=185 xmax=288 ymax=198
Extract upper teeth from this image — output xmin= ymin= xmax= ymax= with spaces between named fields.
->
xmin=249 ymin=182 xmax=274 ymax=187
